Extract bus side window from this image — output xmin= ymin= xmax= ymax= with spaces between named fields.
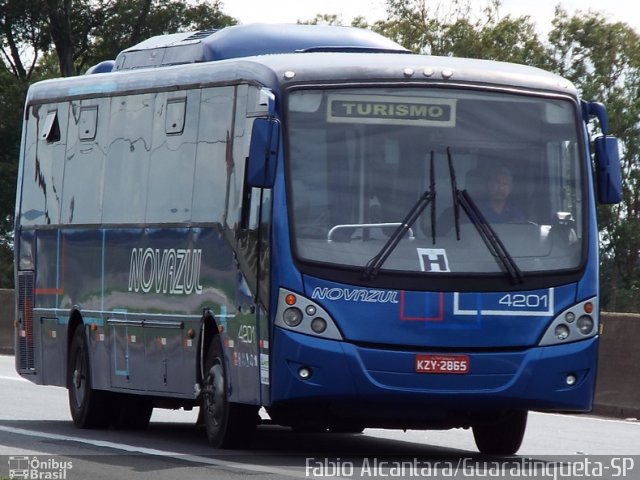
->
xmin=40 ymin=110 xmax=60 ymax=143
xmin=78 ymin=106 xmax=98 ymax=141
xmin=192 ymin=86 xmax=235 ymax=224
xmin=146 ymin=91 xmax=198 ymax=223
xmin=102 ymin=94 xmax=153 ymax=224
xmin=62 ymin=100 xmax=107 ymax=224
xmin=21 ymin=103 xmax=68 ymax=225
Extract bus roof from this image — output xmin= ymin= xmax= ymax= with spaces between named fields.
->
xmin=113 ymin=24 xmax=410 ymax=70
xmin=26 ymin=50 xmax=578 ymax=107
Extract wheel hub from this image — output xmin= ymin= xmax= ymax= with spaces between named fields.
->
xmin=203 ymin=362 xmax=225 ymax=427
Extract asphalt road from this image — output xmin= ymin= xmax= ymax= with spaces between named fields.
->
xmin=0 ymin=355 xmax=638 ymax=479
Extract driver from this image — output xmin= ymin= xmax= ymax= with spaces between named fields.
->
xmin=478 ymin=166 xmax=526 ymax=223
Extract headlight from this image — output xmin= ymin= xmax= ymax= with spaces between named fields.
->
xmin=577 ymin=315 xmax=594 ymax=335
xmin=555 ymin=324 xmax=570 ymax=341
xmin=310 ymin=317 xmax=327 ymax=333
xmin=283 ymin=307 xmax=303 ymax=327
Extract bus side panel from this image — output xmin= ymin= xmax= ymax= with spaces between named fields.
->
xmin=99 ymin=226 xmax=233 ymax=396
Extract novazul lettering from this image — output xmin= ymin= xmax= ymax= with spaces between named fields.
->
xmin=128 ymin=248 xmax=203 ymax=295
xmin=311 ymin=287 xmax=398 ymax=304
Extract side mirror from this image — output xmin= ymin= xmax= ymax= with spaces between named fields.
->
xmin=247 ymin=118 xmax=279 ymax=188
xmin=594 ymin=136 xmax=622 ymax=204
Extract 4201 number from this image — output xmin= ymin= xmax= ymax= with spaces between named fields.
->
xmin=498 ymin=293 xmax=549 ymax=309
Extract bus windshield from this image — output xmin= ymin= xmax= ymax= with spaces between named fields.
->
xmin=286 ymin=87 xmax=584 ymax=276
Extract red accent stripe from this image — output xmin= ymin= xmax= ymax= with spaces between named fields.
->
xmin=399 ymin=290 xmax=444 ymax=321
xmin=35 ymin=288 xmax=64 ymax=295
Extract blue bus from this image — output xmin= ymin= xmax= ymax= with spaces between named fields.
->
xmin=14 ymin=24 xmax=621 ymax=454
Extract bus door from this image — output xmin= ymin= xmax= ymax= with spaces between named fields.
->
xmin=235 ymin=185 xmax=271 ymax=405
xmin=226 ymin=86 xmax=273 ymax=405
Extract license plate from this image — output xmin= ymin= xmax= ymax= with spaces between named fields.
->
xmin=415 ymin=354 xmax=470 ymax=374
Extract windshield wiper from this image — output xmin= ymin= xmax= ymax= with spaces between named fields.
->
xmin=362 ymin=152 xmax=436 ymax=280
xmin=447 ymin=148 xmax=461 ymax=241
xmin=447 ymin=149 xmax=523 ymax=284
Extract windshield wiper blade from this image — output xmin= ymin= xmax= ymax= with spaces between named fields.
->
xmin=458 ymin=189 xmax=524 ymax=284
xmin=448 ymin=150 xmax=523 ymax=284
xmin=447 ymin=147 xmax=461 ymax=240
xmin=362 ymin=153 xmax=436 ymax=280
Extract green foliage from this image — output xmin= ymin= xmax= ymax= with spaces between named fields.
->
xmin=549 ymin=10 xmax=640 ymax=311
xmin=372 ymin=0 xmax=552 ymax=68
xmin=297 ymin=14 xmax=344 ymax=26
xmin=0 ymin=70 xmax=26 ymax=288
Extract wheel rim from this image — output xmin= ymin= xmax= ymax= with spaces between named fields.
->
xmin=203 ymin=359 xmax=225 ymax=429
xmin=71 ymin=347 xmax=87 ymax=407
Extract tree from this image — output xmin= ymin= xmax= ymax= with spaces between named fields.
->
xmin=372 ymin=0 xmax=551 ymax=68
xmin=0 ymin=0 xmax=51 ymax=80
xmin=0 ymin=70 xmax=26 ymax=287
xmin=549 ymin=9 xmax=640 ymax=311
xmin=1 ymin=0 xmax=238 ymax=78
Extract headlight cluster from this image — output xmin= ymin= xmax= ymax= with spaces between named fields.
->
xmin=538 ymin=297 xmax=598 ymax=346
xmin=275 ymin=288 xmax=343 ymax=340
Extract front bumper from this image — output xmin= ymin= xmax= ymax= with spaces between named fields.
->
xmin=269 ymin=327 xmax=597 ymax=426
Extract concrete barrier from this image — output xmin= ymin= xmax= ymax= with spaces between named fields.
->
xmin=594 ymin=313 xmax=640 ymax=418
xmin=0 ymin=290 xmax=638 ymax=417
xmin=0 ymin=289 xmax=14 ymax=355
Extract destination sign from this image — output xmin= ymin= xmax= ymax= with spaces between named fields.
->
xmin=327 ymin=94 xmax=456 ymax=127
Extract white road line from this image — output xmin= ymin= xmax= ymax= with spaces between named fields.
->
xmin=0 ymin=425 xmax=312 ymax=479
xmin=531 ymin=411 xmax=640 ymax=426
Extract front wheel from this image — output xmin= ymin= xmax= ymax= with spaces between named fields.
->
xmin=67 ymin=325 xmax=112 ymax=429
xmin=201 ymin=335 xmax=258 ymax=448
xmin=472 ymin=410 xmax=528 ymax=455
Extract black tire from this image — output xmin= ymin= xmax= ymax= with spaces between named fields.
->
xmin=472 ymin=410 xmax=528 ymax=455
xmin=110 ymin=394 xmax=154 ymax=430
xmin=201 ymin=335 xmax=258 ymax=448
xmin=67 ymin=325 xmax=112 ymax=429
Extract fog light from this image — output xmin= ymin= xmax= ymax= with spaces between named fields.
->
xmin=310 ymin=317 xmax=327 ymax=333
xmin=577 ymin=315 xmax=594 ymax=335
xmin=566 ymin=373 xmax=577 ymax=386
xmin=298 ymin=367 xmax=312 ymax=379
xmin=283 ymin=307 xmax=303 ymax=327
xmin=565 ymin=312 xmax=576 ymax=323
xmin=555 ymin=324 xmax=570 ymax=341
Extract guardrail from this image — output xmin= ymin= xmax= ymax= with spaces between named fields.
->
xmin=593 ymin=312 xmax=640 ymax=418
xmin=0 ymin=288 xmax=637 ymax=417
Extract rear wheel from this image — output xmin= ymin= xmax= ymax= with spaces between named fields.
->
xmin=472 ymin=410 xmax=528 ymax=455
xmin=67 ymin=325 xmax=111 ymax=429
xmin=201 ymin=335 xmax=258 ymax=448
